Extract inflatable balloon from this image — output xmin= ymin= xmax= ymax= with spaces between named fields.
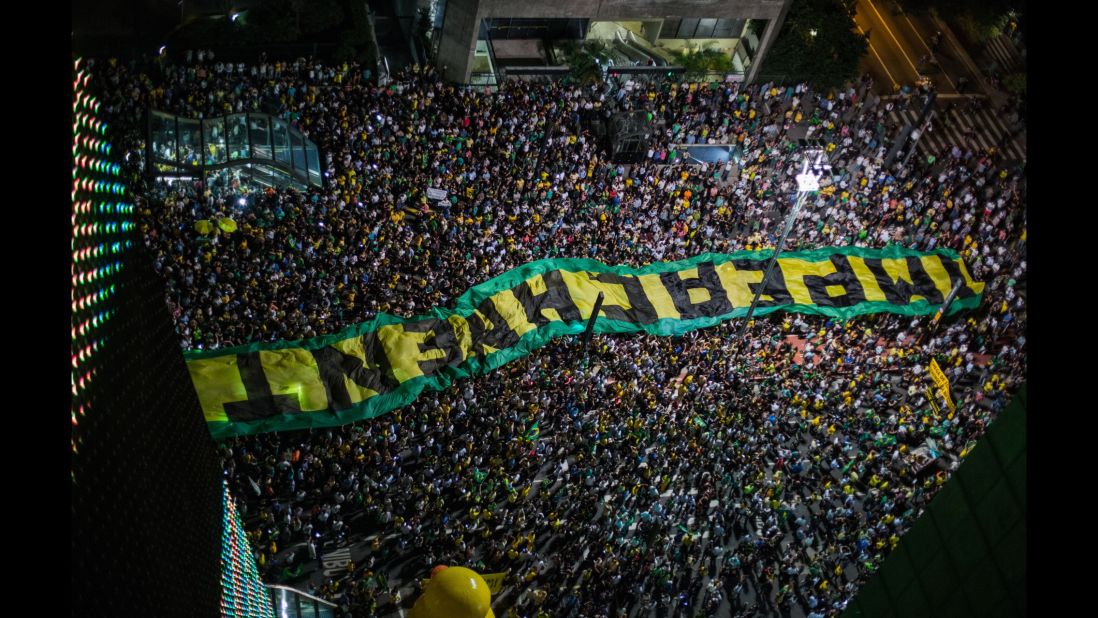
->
xmin=409 ymin=565 xmax=496 ymax=618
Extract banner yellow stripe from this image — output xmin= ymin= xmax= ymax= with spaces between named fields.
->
xmin=378 ymin=324 xmax=448 ymax=384
xmin=778 ymin=259 xmax=839 ymax=305
xmin=714 ymin=261 xmax=768 ymax=307
xmin=636 ymin=273 xmax=681 ymax=319
xmin=187 ymin=248 xmax=987 ymax=438
xmin=447 ymin=314 xmax=474 ymax=362
xmin=332 ymin=336 xmax=380 ymax=405
xmin=259 ymin=349 xmax=328 ymax=412
xmin=488 ymin=289 xmax=537 ymax=338
xmin=845 ymin=256 xmax=887 ymax=302
xmin=187 ymin=356 xmax=246 ymax=423
xmin=920 ymin=255 xmax=954 ymax=300
xmin=878 ymin=258 xmax=923 ymax=302
xmin=957 ymin=258 xmax=986 ymax=295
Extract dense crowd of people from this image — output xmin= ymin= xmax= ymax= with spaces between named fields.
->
xmin=92 ymin=51 xmax=1026 ymax=617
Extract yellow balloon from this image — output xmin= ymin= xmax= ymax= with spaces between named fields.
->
xmin=409 ymin=567 xmax=492 ymax=618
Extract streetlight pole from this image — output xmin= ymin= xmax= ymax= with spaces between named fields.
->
xmin=737 ymin=149 xmax=830 ymax=339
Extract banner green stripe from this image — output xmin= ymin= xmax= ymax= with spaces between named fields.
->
xmin=187 ymin=245 xmax=984 ymax=440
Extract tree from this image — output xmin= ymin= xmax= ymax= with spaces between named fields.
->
xmin=757 ymin=0 xmax=868 ymax=89
xmin=673 ymin=47 xmax=734 ymax=81
xmin=563 ymin=41 xmax=613 ymax=85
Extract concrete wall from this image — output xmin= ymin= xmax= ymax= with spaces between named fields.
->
xmin=438 ymin=0 xmax=791 ymax=82
xmin=745 ymin=0 xmax=792 ymax=83
xmin=438 ymin=0 xmax=483 ymax=82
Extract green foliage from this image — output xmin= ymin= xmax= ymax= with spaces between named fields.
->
xmin=672 ymin=47 xmax=734 ymax=80
xmin=758 ymin=0 xmax=868 ymax=89
xmin=746 ymin=19 xmax=764 ymax=39
xmin=564 ymin=41 xmax=613 ymax=84
xmin=1001 ymin=72 xmax=1025 ymax=95
xmin=954 ymin=12 xmax=1001 ymax=44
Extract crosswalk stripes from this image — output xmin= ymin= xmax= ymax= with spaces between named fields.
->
xmin=985 ymin=35 xmax=1022 ymax=72
xmin=886 ymin=105 xmax=1025 ymax=163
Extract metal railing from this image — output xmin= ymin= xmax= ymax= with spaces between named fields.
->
xmin=267 ymin=584 xmax=337 ymax=618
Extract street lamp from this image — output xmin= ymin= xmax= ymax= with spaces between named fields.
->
xmin=737 ymin=148 xmax=831 ymax=339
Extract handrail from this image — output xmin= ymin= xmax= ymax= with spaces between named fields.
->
xmin=626 ymin=30 xmax=669 ymax=66
xmin=266 ymin=584 xmax=338 ymax=608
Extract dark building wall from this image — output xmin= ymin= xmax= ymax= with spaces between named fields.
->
xmin=72 ymin=62 xmax=225 ymax=618
xmin=71 ymin=249 xmax=226 ymax=618
xmin=437 ymin=0 xmax=791 ymax=83
xmin=842 ymin=385 xmax=1026 ymax=618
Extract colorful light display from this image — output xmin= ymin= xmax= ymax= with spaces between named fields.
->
xmin=220 ymin=480 xmax=276 ymax=618
xmin=71 ymin=57 xmax=134 ymax=467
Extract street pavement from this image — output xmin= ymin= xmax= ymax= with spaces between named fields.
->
xmin=981 ymin=34 xmax=1024 ymax=75
xmin=885 ymin=100 xmax=1026 ymax=164
xmin=854 ymin=0 xmax=982 ymax=96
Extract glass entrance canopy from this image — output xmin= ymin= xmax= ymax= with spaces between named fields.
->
xmin=147 ymin=110 xmax=323 ymax=190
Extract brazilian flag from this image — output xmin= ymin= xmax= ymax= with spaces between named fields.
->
xmin=524 ymin=421 xmax=540 ymax=442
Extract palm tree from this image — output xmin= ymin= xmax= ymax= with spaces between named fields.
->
xmin=673 ymin=46 xmax=733 ymax=80
xmin=565 ymin=40 xmax=614 ymax=85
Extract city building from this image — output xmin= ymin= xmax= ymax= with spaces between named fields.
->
xmin=435 ymin=0 xmax=793 ymax=84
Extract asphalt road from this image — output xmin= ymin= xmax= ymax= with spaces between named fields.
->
xmin=854 ymin=0 xmax=979 ymax=96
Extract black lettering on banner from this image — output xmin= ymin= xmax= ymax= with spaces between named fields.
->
xmin=865 ymin=257 xmax=945 ymax=305
xmin=223 ymin=352 xmax=301 ymax=421
xmin=512 ymin=270 xmax=583 ymax=327
xmin=311 ymin=331 xmax=401 ymax=411
xmin=937 ymin=258 xmax=978 ymax=300
xmin=658 ymin=261 xmax=734 ymax=319
xmin=730 ymin=258 xmax=794 ymax=308
xmin=403 ymin=319 xmax=462 ymax=377
xmin=801 ymin=255 xmax=868 ymax=307
xmin=906 ymin=256 xmax=946 ymax=303
xmin=590 ymin=271 xmax=659 ymax=325
xmin=467 ymin=295 xmax=520 ymax=358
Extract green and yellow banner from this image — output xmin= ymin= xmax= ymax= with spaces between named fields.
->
xmin=186 ymin=246 xmax=984 ymax=439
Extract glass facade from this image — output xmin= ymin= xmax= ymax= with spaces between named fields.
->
xmin=148 ymin=110 xmax=322 ymax=190
xmin=659 ymin=17 xmax=746 ymax=39
xmin=226 ymin=114 xmax=249 ymax=161
xmin=267 ymin=586 xmax=336 ymax=618
xmin=177 ymin=117 xmax=202 ymax=168
xmin=203 ymin=117 xmax=226 ymax=165
xmin=250 ymin=115 xmax=272 ymax=160
xmin=272 ymin=117 xmax=292 ymax=165
xmin=151 ymin=111 xmax=177 ymax=166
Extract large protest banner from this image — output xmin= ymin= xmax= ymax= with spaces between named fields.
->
xmin=187 ymin=246 xmax=984 ymax=439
